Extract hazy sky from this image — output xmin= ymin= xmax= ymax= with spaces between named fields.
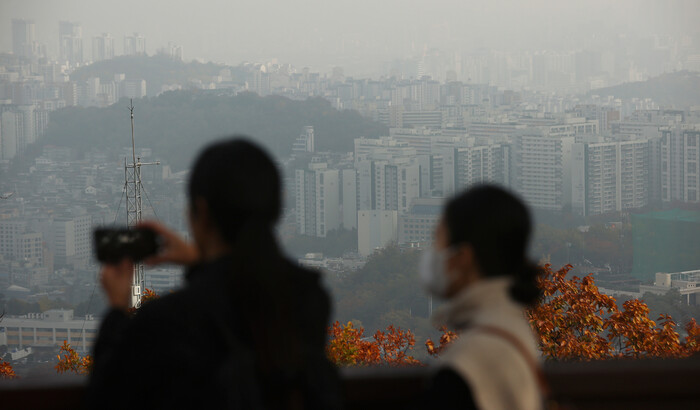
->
xmin=1 ymin=0 xmax=698 ymax=75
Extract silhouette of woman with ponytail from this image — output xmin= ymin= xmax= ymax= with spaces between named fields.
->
xmin=420 ymin=185 xmax=545 ymax=410
xmin=88 ymin=138 xmax=340 ymax=410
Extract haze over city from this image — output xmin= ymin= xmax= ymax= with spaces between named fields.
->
xmin=1 ymin=0 xmax=700 ymax=407
xmin=2 ymin=0 xmax=699 ymax=76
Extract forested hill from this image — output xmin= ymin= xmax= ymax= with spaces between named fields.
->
xmin=589 ymin=70 xmax=700 ymax=108
xmin=70 ymin=55 xmax=238 ymax=97
xmin=43 ymin=91 xmax=388 ymax=170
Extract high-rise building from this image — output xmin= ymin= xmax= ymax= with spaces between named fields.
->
xmin=52 ymin=213 xmax=92 ymax=268
xmin=511 ymin=134 xmax=575 ymax=211
xmin=356 ymin=155 xmax=422 ymax=215
xmin=1 ymin=111 xmax=22 ymax=160
xmin=11 ymin=19 xmax=35 ymax=58
xmin=124 ymin=33 xmax=146 ymax=55
xmin=357 ymin=210 xmax=397 ymax=257
xmin=660 ymin=125 xmax=700 ymax=203
xmin=571 ymin=140 xmax=649 ymax=216
xmin=429 ymin=143 xmax=509 ymax=198
xmin=292 ymin=126 xmax=315 ymax=156
xmin=341 ymin=169 xmax=357 ymax=230
xmin=160 ymin=42 xmax=183 ymax=60
xmin=0 ymin=220 xmax=44 ymax=267
xmin=123 ymin=79 xmax=147 ymax=99
xmin=354 ymin=137 xmax=415 ymax=165
xmin=59 ymin=21 xmax=83 ymax=66
xmin=295 ymin=163 xmax=340 ymax=237
xmin=92 ymin=33 xmax=115 ymax=61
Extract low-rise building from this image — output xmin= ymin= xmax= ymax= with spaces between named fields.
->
xmin=639 ymin=271 xmax=700 ymax=306
xmin=0 ymin=309 xmax=99 ymax=353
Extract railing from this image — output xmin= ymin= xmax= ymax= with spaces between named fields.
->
xmin=1 ymin=358 xmax=700 ymax=409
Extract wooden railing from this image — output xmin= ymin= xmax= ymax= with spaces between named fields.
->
xmin=2 ymin=358 xmax=700 ymax=409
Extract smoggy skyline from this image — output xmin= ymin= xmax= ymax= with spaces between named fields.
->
xmin=1 ymin=0 xmax=699 ymax=76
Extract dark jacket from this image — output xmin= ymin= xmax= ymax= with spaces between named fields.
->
xmin=86 ymin=255 xmax=340 ymax=410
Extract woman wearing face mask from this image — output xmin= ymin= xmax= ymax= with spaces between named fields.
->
xmin=420 ymin=185 xmax=544 ymax=410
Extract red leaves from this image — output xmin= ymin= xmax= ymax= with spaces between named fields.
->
xmin=326 ymin=321 xmax=420 ymax=366
xmin=56 ymin=288 xmax=159 ymax=375
xmin=0 ymin=361 xmax=17 ymax=379
xmin=55 ymin=340 xmax=93 ymax=375
xmin=528 ymin=264 xmax=700 ymax=361
xmin=425 ymin=326 xmax=458 ymax=358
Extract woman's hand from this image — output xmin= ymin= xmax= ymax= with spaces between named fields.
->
xmin=100 ymin=258 xmax=134 ymax=311
xmin=139 ymin=220 xmax=200 ymax=267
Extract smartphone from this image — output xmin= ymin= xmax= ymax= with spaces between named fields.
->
xmin=94 ymin=226 xmax=160 ymax=264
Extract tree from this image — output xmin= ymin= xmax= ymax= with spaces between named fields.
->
xmin=0 ymin=310 xmax=16 ymax=379
xmin=55 ymin=341 xmax=93 ymax=375
xmin=326 ymin=321 xmax=420 ymax=366
xmin=55 ymin=289 xmax=159 ymax=375
xmin=425 ymin=326 xmax=458 ymax=358
xmin=426 ymin=264 xmax=700 ymax=361
xmin=528 ymin=264 xmax=617 ymax=360
xmin=0 ymin=361 xmax=17 ymax=379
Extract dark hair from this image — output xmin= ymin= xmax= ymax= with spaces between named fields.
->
xmin=444 ymin=184 xmax=541 ymax=306
xmin=188 ymin=138 xmax=281 ymax=241
xmin=187 ymin=138 xmax=303 ymax=390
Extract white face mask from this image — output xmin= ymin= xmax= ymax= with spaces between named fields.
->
xmin=419 ymin=247 xmax=454 ymax=298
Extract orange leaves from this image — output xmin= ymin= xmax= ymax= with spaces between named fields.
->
xmin=55 ymin=340 xmax=93 ymax=375
xmin=0 ymin=361 xmax=17 ymax=379
xmin=528 ymin=264 xmax=615 ymax=361
xmin=683 ymin=319 xmax=700 ymax=355
xmin=141 ymin=288 xmax=159 ymax=303
xmin=326 ymin=321 xmax=420 ymax=366
xmin=55 ymin=288 xmax=158 ymax=376
xmin=425 ymin=326 xmax=458 ymax=358
xmin=527 ymin=264 xmax=700 ymax=361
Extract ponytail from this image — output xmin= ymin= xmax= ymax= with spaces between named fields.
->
xmin=509 ymin=261 xmax=542 ymax=306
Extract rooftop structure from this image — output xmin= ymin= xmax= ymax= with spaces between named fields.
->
xmin=639 ymin=270 xmax=700 ymax=305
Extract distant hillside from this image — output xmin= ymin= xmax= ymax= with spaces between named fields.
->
xmin=43 ymin=91 xmax=388 ymax=170
xmin=590 ymin=71 xmax=700 ymax=108
xmin=70 ymin=55 xmax=241 ymax=96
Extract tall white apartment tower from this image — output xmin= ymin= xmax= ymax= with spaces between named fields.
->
xmin=92 ymin=33 xmax=115 ymax=61
xmin=295 ymin=163 xmax=340 ymax=237
xmin=512 ymin=134 xmax=575 ymax=211
xmin=661 ymin=126 xmax=700 ymax=203
xmin=572 ymin=140 xmax=649 ymax=216
xmin=12 ymin=19 xmax=36 ymax=58
xmin=59 ymin=21 xmax=83 ymax=66
xmin=124 ymin=33 xmax=146 ymax=55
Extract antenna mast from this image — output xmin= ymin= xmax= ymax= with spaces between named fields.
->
xmin=124 ymin=99 xmax=159 ymax=308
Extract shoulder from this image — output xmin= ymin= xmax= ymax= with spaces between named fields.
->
xmin=440 ymin=329 xmax=541 ymax=410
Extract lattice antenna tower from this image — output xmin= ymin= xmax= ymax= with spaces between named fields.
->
xmin=124 ymin=99 xmax=159 ymax=308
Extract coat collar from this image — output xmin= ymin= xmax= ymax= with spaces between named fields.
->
xmin=431 ymin=276 xmax=516 ymax=330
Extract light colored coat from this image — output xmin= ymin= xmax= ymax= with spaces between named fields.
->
xmin=432 ymin=277 xmax=542 ymax=410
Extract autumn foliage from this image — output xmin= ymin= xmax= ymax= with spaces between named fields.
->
xmin=54 ymin=288 xmax=159 ymax=376
xmin=326 ymin=321 xmax=420 ymax=366
xmin=55 ymin=341 xmax=93 ymax=375
xmin=528 ymin=264 xmax=700 ymax=360
xmin=425 ymin=326 xmax=458 ymax=358
xmin=41 ymin=268 xmax=700 ymax=376
xmin=0 ymin=360 xmax=17 ymax=379
xmin=363 ymin=264 xmax=700 ymax=365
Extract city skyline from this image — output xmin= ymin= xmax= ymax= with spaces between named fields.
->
xmin=1 ymin=0 xmax=699 ymax=76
